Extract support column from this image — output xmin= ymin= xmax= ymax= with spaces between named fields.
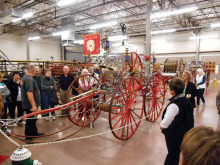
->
xmin=196 ymin=38 xmax=200 ymax=60
xmin=60 ymin=37 xmax=65 ymax=61
xmin=26 ymin=40 xmax=30 ymax=61
xmin=145 ymin=0 xmax=152 ymax=73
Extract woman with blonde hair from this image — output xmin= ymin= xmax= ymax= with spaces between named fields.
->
xmin=179 ymin=126 xmax=220 ymax=165
xmin=195 ymin=68 xmax=206 ymax=106
xmin=182 ymin=71 xmax=197 ymax=108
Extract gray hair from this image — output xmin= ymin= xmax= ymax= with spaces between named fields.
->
xmin=197 ymin=68 xmax=205 ymax=75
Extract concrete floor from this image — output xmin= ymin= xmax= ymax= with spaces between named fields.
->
xmin=0 ymin=86 xmax=219 ymax=165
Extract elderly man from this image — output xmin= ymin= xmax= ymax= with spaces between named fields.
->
xmin=21 ymin=64 xmax=43 ymax=142
xmin=33 ymin=68 xmax=44 ymax=110
xmin=59 ymin=66 xmax=73 ymax=115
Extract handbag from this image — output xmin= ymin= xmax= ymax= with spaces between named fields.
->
xmin=50 ymin=94 xmax=59 ymax=105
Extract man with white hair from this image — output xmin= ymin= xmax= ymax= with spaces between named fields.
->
xmin=59 ymin=66 xmax=73 ymax=115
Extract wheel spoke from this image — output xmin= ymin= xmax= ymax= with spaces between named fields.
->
xmin=130 ymin=112 xmax=138 ymax=127
xmin=129 ymin=115 xmax=134 ymax=133
xmin=131 ymin=109 xmax=141 ymax=119
xmin=113 ymin=111 xmax=127 ymax=129
xmin=114 ymin=96 xmax=128 ymax=109
xmin=71 ymin=85 xmax=80 ymax=94
xmin=111 ymin=109 xmax=127 ymax=121
xmin=118 ymin=87 xmax=127 ymax=103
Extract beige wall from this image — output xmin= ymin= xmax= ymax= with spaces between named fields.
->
xmin=0 ymin=34 xmax=61 ymax=61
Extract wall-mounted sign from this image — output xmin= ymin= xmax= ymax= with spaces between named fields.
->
xmin=83 ymin=33 xmax=100 ymax=56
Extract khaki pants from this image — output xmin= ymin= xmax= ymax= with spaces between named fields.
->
xmin=60 ymin=89 xmax=72 ymax=114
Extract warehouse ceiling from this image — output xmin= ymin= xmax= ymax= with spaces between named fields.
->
xmin=0 ymin=0 xmax=219 ymax=39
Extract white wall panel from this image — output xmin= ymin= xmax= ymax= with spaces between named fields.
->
xmin=200 ymin=38 xmax=220 ymax=52
xmin=29 ymin=40 xmax=61 ymax=61
xmin=0 ymin=34 xmax=61 ymax=61
xmin=0 ymin=34 xmax=26 ymax=60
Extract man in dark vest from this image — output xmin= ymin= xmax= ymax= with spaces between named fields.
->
xmin=160 ymin=78 xmax=194 ymax=165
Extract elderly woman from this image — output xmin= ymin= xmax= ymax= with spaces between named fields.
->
xmin=195 ymin=68 xmax=206 ymax=106
xmin=160 ymin=78 xmax=194 ymax=165
xmin=182 ymin=71 xmax=197 ymax=108
xmin=179 ymin=126 xmax=220 ymax=165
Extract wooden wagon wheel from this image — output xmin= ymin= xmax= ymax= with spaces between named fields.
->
xmin=122 ymin=52 xmax=143 ymax=81
xmin=109 ymin=77 xmax=144 ymax=140
xmin=66 ymin=75 xmax=103 ymax=127
xmin=144 ymin=72 xmax=166 ymax=122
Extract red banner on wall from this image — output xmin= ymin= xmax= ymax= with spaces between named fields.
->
xmin=83 ymin=33 xmax=100 ymax=56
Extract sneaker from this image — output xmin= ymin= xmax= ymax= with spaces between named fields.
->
xmin=12 ymin=123 xmax=17 ymax=126
xmin=52 ymin=116 xmax=56 ymax=120
xmin=82 ymin=116 xmax=84 ymax=121
xmin=20 ymin=121 xmax=26 ymax=125
xmin=4 ymin=127 xmax=11 ymax=135
xmin=46 ymin=117 xmax=50 ymax=121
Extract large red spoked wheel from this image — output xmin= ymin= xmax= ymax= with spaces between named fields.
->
xmin=144 ymin=72 xmax=166 ymax=122
xmin=66 ymin=75 xmax=103 ymax=127
xmin=122 ymin=52 xmax=143 ymax=80
xmin=109 ymin=77 xmax=144 ymax=140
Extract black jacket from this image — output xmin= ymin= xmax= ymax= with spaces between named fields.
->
xmin=59 ymin=74 xmax=74 ymax=90
xmin=185 ymin=82 xmax=197 ymax=108
xmin=41 ymin=77 xmax=56 ymax=94
xmin=6 ymin=79 xmax=21 ymax=102
xmin=162 ymin=94 xmax=194 ymax=138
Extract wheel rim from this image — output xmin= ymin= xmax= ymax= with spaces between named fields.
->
xmin=122 ymin=52 xmax=143 ymax=80
xmin=66 ymin=75 xmax=103 ymax=127
xmin=145 ymin=73 xmax=166 ymax=122
xmin=109 ymin=77 xmax=144 ymax=140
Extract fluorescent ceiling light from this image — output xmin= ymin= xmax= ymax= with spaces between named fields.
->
xmin=12 ymin=18 xmax=22 ymax=23
xmin=28 ymin=36 xmax=40 ymax=41
xmin=74 ymin=40 xmax=84 ymax=44
xmin=57 ymin=0 xmax=77 ymax=7
xmin=109 ymin=35 xmax=127 ymax=41
xmin=22 ymin=12 xmax=33 ymax=19
xmin=151 ymin=29 xmax=176 ymax=34
xmin=151 ymin=6 xmax=198 ymax=19
xmin=189 ymin=35 xmax=219 ymax=40
xmin=210 ymin=23 xmax=220 ymax=28
xmin=90 ymin=21 xmax=117 ymax=29
xmin=52 ymin=30 xmax=70 ymax=36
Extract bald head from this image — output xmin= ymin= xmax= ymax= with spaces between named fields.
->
xmin=26 ymin=64 xmax=36 ymax=76
xmin=63 ymin=65 xmax=70 ymax=75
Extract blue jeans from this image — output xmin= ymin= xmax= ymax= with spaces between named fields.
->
xmin=42 ymin=91 xmax=55 ymax=117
